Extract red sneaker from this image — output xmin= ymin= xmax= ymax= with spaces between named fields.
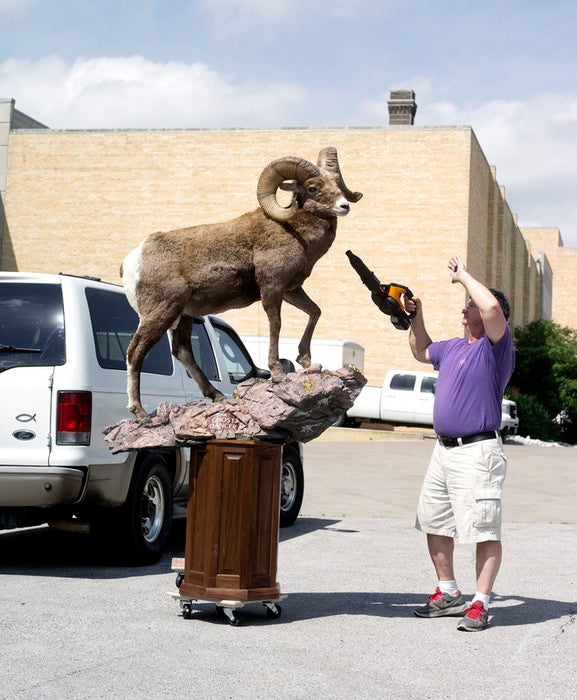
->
xmin=414 ymin=587 xmax=467 ymax=617
xmin=457 ymin=600 xmax=489 ymax=631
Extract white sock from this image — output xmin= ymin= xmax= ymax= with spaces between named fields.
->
xmin=472 ymin=592 xmax=491 ymax=610
xmin=438 ymin=580 xmax=459 ymax=596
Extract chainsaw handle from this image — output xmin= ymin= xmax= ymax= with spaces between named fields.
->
xmin=405 ymin=292 xmax=417 ymax=320
xmin=387 ymin=283 xmax=417 ymax=320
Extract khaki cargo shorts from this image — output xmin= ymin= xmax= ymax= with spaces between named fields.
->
xmin=415 ymin=437 xmax=507 ymax=543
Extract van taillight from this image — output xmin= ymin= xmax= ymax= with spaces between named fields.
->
xmin=57 ymin=391 xmax=92 ymax=445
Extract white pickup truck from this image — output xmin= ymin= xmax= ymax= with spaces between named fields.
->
xmin=347 ymin=369 xmax=519 ymax=435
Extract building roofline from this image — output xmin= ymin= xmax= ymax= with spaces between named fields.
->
xmin=9 ymin=124 xmax=475 ymax=135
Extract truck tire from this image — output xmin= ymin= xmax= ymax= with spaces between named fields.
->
xmin=279 ymin=443 xmax=304 ymax=528
xmin=94 ymin=453 xmax=174 ymax=565
xmin=332 ymin=412 xmax=347 ymax=427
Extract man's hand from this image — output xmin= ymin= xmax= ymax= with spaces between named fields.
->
xmin=448 ymin=255 xmax=468 ymax=284
xmin=448 ymin=253 xmax=508 ymax=343
xmin=404 ymin=294 xmax=420 ymax=317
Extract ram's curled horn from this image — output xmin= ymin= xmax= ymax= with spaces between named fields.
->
xmin=257 ymin=156 xmax=320 ymax=221
xmin=317 ymin=147 xmax=363 ymax=203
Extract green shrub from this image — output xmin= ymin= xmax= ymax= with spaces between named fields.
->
xmin=511 ymin=319 xmax=577 ymax=444
xmin=515 ymin=394 xmax=551 ymax=441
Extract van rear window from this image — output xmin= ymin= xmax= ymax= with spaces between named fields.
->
xmin=0 ymin=283 xmax=65 ymax=371
xmin=85 ymin=288 xmax=173 ymax=375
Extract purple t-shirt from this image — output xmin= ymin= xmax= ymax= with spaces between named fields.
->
xmin=428 ymin=325 xmax=516 ymax=438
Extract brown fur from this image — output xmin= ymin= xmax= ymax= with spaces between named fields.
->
xmin=123 ymin=160 xmax=359 ymax=421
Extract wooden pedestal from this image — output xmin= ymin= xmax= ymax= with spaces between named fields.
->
xmin=179 ymin=439 xmax=282 ymax=603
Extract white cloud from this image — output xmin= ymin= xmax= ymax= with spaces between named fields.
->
xmin=0 ymin=55 xmax=308 ymax=128
xmin=428 ymin=92 xmax=577 ymax=243
xmin=360 ymin=82 xmax=577 ymax=246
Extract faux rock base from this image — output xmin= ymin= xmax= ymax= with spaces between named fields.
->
xmin=103 ymin=364 xmax=366 ymax=453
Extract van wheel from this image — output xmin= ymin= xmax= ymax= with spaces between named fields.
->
xmin=95 ymin=453 xmax=173 ymax=565
xmin=279 ymin=444 xmax=304 ymax=528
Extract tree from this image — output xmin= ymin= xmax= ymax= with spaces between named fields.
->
xmin=510 ymin=319 xmax=577 ymax=443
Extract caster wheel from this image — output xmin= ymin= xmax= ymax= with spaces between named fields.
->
xmin=182 ymin=602 xmax=193 ymax=620
xmin=222 ymin=607 xmax=240 ymax=626
xmin=175 ymin=572 xmax=184 ymax=588
xmin=264 ymin=603 xmax=282 ymax=619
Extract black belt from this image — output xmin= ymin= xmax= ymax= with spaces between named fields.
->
xmin=437 ymin=430 xmax=499 ymax=448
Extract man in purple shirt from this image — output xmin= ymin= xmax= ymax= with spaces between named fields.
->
xmin=405 ymin=255 xmax=515 ymax=631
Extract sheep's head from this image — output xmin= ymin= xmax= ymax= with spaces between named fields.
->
xmin=257 ymin=147 xmax=362 ymax=222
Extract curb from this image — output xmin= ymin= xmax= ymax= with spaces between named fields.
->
xmin=315 ymin=426 xmax=435 ymax=442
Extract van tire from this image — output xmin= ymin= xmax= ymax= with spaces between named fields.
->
xmin=279 ymin=444 xmax=304 ymax=528
xmin=94 ymin=453 xmax=173 ymax=565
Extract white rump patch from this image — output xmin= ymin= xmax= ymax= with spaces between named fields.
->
xmin=122 ymin=243 xmax=143 ymax=312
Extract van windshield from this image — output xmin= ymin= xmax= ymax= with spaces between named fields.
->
xmin=0 ymin=283 xmax=65 ymax=371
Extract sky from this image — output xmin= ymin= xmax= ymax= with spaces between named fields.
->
xmin=1 ymin=0 xmax=577 ymax=247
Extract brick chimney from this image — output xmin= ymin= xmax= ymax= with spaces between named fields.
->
xmin=387 ymin=89 xmax=417 ymax=125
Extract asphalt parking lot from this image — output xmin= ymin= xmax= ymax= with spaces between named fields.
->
xmin=1 ymin=435 xmax=576 ymax=699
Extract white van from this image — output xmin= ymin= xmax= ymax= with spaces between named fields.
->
xmin=0 ymin=272 xmax=304 ymax=564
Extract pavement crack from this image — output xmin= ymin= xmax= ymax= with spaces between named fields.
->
xmin=560 ymin=611 xmax=576 ymax=633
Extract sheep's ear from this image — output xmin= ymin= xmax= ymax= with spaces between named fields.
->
xmin=279 ymin=181 xmax=300 ymax=192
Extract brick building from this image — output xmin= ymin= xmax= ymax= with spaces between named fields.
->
xmin=1 ymin=94 xmax=575 ymax=385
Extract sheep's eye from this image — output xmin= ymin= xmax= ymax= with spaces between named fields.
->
xmin=307 ymin=184 xmax=319 ymax=194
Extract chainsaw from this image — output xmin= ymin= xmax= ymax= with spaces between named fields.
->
xmin=346 ymin=250 xmax=416 ymax=330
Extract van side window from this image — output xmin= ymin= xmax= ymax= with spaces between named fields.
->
xmin=85 ymin=288 xmax=173 ymax=375
xmin=191 ymin=318 xmax=219 ymax=381
xmin=390 ymin=373 xmax=416 ymax=391
xmin=213 ymin=323 xmax=255 ymax=383
xmin=421 ymin=377 xmax=437 ymax=394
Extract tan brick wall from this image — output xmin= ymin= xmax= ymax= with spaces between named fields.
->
xmin=465 ymin=135 xmax=539 ymax=330
xmin=3 ymin=126 xmax=572 ymax=385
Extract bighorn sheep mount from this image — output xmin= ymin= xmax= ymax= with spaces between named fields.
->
xmin=122 ymin=147 xmax=362 ymax=422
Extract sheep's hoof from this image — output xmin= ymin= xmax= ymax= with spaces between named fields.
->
xmin=128 ymin=404 xmax=152 ymax=424
xmin=297 ymin=355 xmax=311 ymax=368
xmin=137 ymin=414 xmax=169 ymax=428
xmin=127 ymin=406 xmax=152 ymax=428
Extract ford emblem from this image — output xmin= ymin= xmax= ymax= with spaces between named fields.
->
xmin=13 ymin=430 xmax=36 ymax=441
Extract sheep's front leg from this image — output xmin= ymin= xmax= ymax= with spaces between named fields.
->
xmin=261 ymin=293 xmax=285 ymax=381
xmin=282 ymin=287 xmax=321 ymax=368
xmin=171 ymin=315 xmax=224 ymax=401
